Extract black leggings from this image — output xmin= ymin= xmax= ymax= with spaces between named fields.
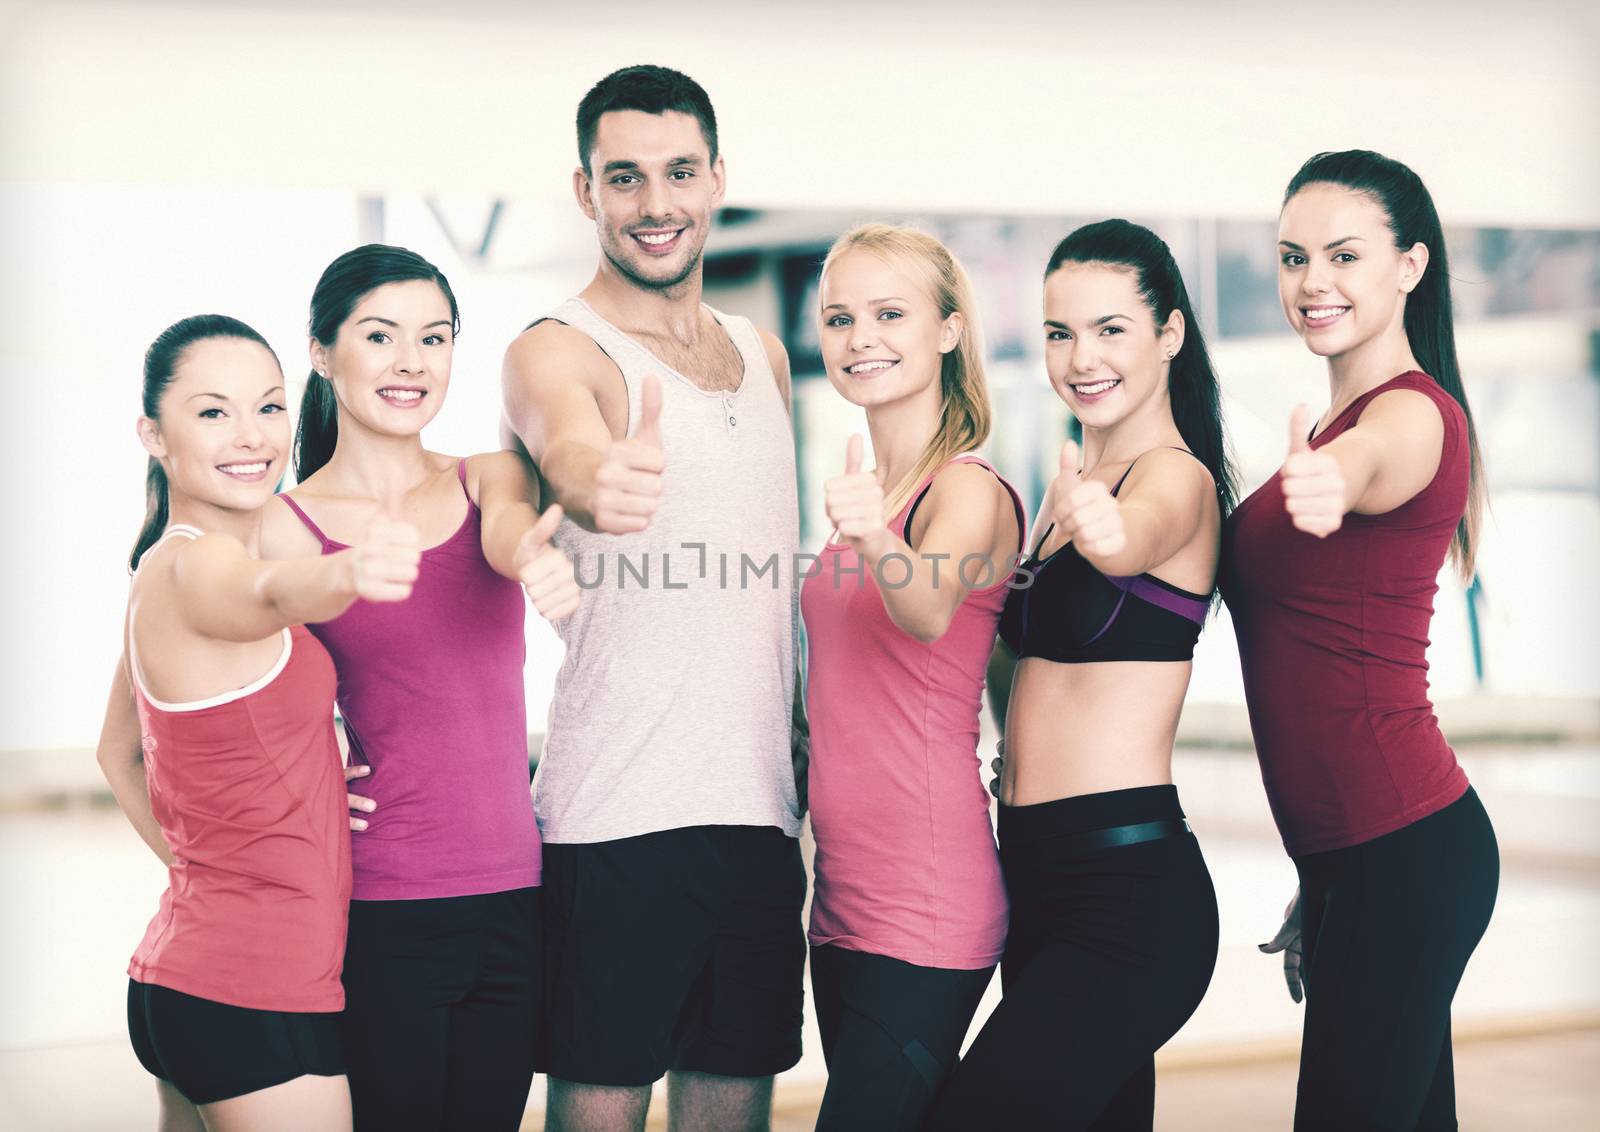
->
xmin=341 ymin=886 xmax=540 ymax=1132
xmin=1293 ymin=787 xmax=1498 ymax=1131
xmin=930 ymin=785 xmax=1218 ymax=1132
xmin=809 ymin=944 xmax=993 ymax=1132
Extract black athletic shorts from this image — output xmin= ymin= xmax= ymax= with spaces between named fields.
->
xmin=127 ymin=979 xmax=344 ymax=1106
xmin=539 ymin=824 xmax=807 ymax=1086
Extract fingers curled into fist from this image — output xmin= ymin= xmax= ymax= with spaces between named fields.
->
xmin=350 ymin=514 xmax=422 ymax=603
xmin=593 ymin=374 xmax=666 ymax=535
xmin=824 ymin=434 xmax=890 ymax=555
xmin=1051 ymin=439 xmax=1127 ymax=559
xmin=1282 ymin=405 xmax=1346 ymax=538
xmin=515 ymin=505 xmax=581 ymax=622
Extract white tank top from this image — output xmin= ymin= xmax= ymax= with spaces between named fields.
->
xmin=533 ymin=298 xmax=802 ymax=843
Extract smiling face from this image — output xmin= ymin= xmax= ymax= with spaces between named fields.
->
xmin=313 ymin=279 xmax=454 ymax=438
xmin=1277 ymin=182 xmax=1426 ymax=360
xmin=577 ymin=109 xmax=725 ymax=292
xmin=1043 ymin=262 xmax=1182 ymax=431
xmin=139 ymin=336 xmax=289 ymax=512
xmin=818 ymin=248 xmax=962 ymax=412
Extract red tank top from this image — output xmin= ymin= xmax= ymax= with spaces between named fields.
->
xmin=128 ymin=532 xmax=351 ymax=1011
xmin=1221 ymin=372 xmax=1470 ymax=856
xmin=803 ymin=456 xmax=1023 ymax=969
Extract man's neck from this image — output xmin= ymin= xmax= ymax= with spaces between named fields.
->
xmin=580 ymin=259 xmax=706 ymax=343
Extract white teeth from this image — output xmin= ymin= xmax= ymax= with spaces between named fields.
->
xmin=220 ymin=462 xmax=267 ymax=475
xmin=380 ymin=389 xmax=422 ymax=402
xmin=1073 ymin=379 xmax=1119 ymax=396
xmin=846 ymin=360 xmax=896 ymax=374
xmin=1304 ymin=307 xmax=1348 ymax=320
xmin=636 ymin=232 xmax=677 ymax=245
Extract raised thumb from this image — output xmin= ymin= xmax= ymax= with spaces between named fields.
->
xmin=1288 ymin=405 xmax=1313 ymax=456
xmin=636 ymin=373 xmax=664 ymax=443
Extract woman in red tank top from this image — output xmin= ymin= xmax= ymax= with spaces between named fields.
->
xmin=802 ymin=224 xmax=1022 ymax=1131
xmin=1221 ymin=150 xmax=1499 ymax=1130
xmin=98 ymin=315 xmax=422 ymax=1130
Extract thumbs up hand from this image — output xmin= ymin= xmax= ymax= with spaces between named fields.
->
xmin=1282 ymin=405 xmax=1346 ymax=538
xmin=349 ymin=506 xmax=422 ymax=603
xmin=824 ymin=434 xmax=890 ymax=556
xmin=513 ymin=505 xmax=580 ymax=621
xmin=593 ymin=373 xmax=666 ymax=535
xmin=1050 ymin=439 xmax=1126 ymax=559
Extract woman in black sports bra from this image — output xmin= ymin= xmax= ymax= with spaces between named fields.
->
xmin=931 ymin=220 xmax=1236 ymax=1131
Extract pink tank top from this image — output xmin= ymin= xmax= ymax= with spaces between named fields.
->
xmin=129 ymin=533 xmax=351 ymax=1011
xmin=802 ymin=456 xmax=1023 ymax=969
xmin=279 ymin=460 xmax=540 ymax=900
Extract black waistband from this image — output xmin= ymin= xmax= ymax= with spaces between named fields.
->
xmin=999 ymin=784 xmax=1187 ymax=846
xmin=1015 ymin=818 xmax=1192 ymax=858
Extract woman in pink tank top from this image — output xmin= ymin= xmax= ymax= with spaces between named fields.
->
xmin=1225 ymin=151 xmax=1498 ymax=1131
xmin=800 ymin=225 xmax=1022 ymax=1132
xmin=257 ymin=245 xmax=578 ymax=1132
xmin=99 ymin=315 xmax=421 ymax=1130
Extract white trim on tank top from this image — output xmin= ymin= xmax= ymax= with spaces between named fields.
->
xmin=128 ymin=525 xmax=294 ymax=713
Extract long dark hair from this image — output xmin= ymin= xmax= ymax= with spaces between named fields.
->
xmin=1285 ymin=150 xmax=1484 ymax=578
xmin=296 ymin=244 xmax=461 ymax=480
xmin=131 ymin=315 xmax=279 ymax=570
xmin=1046 ymin=219 xmax=1237 ymax=514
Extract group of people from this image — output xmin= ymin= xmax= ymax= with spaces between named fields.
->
xmin=99 ymin=63 xmax=1500 ymax=1132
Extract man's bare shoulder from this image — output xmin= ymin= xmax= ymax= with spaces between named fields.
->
xmin=755 ymin=327 xmax=792 ymax=409
xmin=504 ymin=319 xmax=617 ymax=391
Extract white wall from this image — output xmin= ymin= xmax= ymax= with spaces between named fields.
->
xmin=2 ymin=0 xmax=1597 ymax=751
xmin=5 ymin=0 xmax=1597 ymax=222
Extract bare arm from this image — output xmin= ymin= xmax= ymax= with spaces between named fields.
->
xmin=95 ymin=654 xmax=174 ymax=865
xmin=1282 ymin=391 xmax=1446 ymax=537
xmin=171 ymin=529 xmax=416 ymax=644
xmin=470 ymin=450 xmax=580 ymax=622
xmin=1053 ymin=444 xmax=1215 ymax=579
xmin=502 ymin=323 xmax=663 ymax=535
xmin=471 ymin=450 xmax=545 ymax=580
xmin=829 ymin=453 xmax=1017 ymax=644
xmin=760 ymin=329 xmax=793 ymax=413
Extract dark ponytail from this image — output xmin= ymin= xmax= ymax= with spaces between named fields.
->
xmin=1046 ymin=219 xmax=1238 ymax=515
xmin=131 ymin=314 xmax=279 ymax=571
xmin=296 ymin=244 xmax=461 ymax=480
xmin=1284 ymin=150 xmax=1484 ymax=578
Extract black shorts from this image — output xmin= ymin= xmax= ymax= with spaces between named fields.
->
xmin=341 ymin=885 xmax=542 ymax=1131
xmin=127 ymin=979 xmax=344 ymax=1106
xmin=540 ymin=824 xmax=807 ymax=1086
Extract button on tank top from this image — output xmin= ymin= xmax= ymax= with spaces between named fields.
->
xmin=128 ymin=527 xmax=351 ymax=1012
xmin=803 ymin=456 xmax=1023 ymax=969
xmin=278 ymin=460 xmax=540 ymax=900
xmin=532 ymin=299 xmax=802 ymax=845
xmin=1221 ymin=373 xmax=1471 ymax=857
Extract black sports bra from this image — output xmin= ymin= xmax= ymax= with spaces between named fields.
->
xmin=999 ymin=451 xmax=1212 ymax=664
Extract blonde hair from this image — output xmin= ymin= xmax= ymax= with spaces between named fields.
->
xmin=819 ymin=224 xmax=992 ymax=515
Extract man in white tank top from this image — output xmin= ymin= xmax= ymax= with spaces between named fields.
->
xmin=501 ymin=65 xmax=806 ymax=1132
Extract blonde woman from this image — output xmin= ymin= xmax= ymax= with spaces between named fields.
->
xmin=802 ymin=224 xmax=1023 ymax=1132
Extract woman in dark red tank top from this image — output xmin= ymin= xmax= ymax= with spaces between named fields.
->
xmin=99 ymin=315 xmax=421 ymax=1129
xmin=1220 ymin=150 xmax=1499 ymax=1131
xmin=257 ymin=245 xmax=578 ymax=1132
